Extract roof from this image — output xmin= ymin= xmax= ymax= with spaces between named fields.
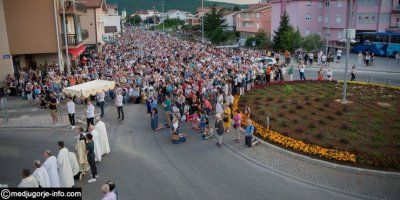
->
xmin=239 ymin=3 xmax=271 ymax=13
xmin=86 ymin=0 xmax=103 ymax=8
xmin=104 ymin=26 xmax=118 ymax=33
xmin=135 ymin=10 xmax=149 ymax=15
xmin=223 ymin=11 xmax=239 ymax=16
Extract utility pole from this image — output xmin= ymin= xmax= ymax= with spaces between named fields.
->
xmin=201 ymin=0 xmax=204 ymax=42
xmin=162 ymin=0 xmax=165 ymax=31
xmin=62 ymin=0 xmax=71 ymax=75
xmin=342 ymin=0 xmax=354 ymax=103
xmin=325 ymin=0 xmax=330 ymax=55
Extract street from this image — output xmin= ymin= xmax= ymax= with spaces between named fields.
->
xmin=0 ymin=104 xmax=359 ymax=200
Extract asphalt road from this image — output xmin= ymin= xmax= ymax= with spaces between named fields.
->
xmin=0 ymin=104 xmax=359 ymax=200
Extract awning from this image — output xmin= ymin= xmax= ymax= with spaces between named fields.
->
xmin=68 ymin=45 xmax=86 ymax=60
xmin=105 ymin=26 xmax=118 ymax=33
xmin=63 ymin=80 xmax=115 ymax=98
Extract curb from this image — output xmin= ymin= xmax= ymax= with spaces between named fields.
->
xmin=254 ymin=135 xmax=400 ymax=178
xmin=221 ymin=141 xmax=378 ymax=200
xmin=306 ymin=66 xmax=400 ymax=74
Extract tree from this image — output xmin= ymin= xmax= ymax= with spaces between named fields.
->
xmin=245 ymin=30 xmax=272 ymax=49
xmin=204 ymin=4 xmax=226 ymax=38
xmin=128 ymin=15 xmax=142 ymax=25
xmin=280 ymin=27 xmax=301 ymax=52
xmin=211 ymin=27 xmax=224 ymax=44
xmin=233 ymin=5 xmax=241 ymax=11
xmin=273 ymin=12 xmax=292 ymax=51
xmin=301 ymin=34 xmax=323 ymax=51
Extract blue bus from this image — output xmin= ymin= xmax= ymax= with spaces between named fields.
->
xmin=352 ymin=32 xmax=400 ymax=57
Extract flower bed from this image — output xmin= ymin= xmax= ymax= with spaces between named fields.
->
xmin=233 ymin=96 xmax=356 ymax=163
xmin=235 ymin=80 xmax=400 ymax=170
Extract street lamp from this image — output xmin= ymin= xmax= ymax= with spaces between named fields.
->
xmin=201 ymin=0 xmax=204 ymax=42
xmin=325 ymin=0 xmax=330 ymax=55
xmin=62 ymin=0 xmax=71 ymax=75
xmin=342 ymin=0 xmax=354 ymax=103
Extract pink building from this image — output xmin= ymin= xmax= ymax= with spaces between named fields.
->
xmin=271 ymin=0 xmax=400 ymax=42
xmin=235 ymin=3 xmax=272 ymax=38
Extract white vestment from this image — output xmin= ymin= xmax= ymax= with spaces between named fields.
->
xmin=69 ymin=152 xmax=80 ymax=176
xmin=94 ymin=121 xmax=110 ymax=154
xmin=42 ymin=156 xmax=60 ymax=187
xmin=57 ymin=147 xmax=74 ymax=187
xmin=18 ymin=176 xmax=39 ymax=188
xmin=91 ymin=130 xmax=103 ymax=162
xmin=32 ymin=167 xmax=50 ymax=188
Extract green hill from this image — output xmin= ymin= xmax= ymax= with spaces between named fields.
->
xmin=107 ymin=0 xmax=247 ymax=14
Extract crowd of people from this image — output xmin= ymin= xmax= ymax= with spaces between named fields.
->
xmin=9 ymin=26 xmax=377 ymax=199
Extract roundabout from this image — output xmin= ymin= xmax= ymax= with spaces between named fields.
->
xmin=238 ymin=81 xmax=400 ymax=171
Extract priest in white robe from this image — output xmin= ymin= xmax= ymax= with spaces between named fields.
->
xmin=69 ymin=152 xmax=80 ymax=178
xmin=32 ymin=160 xmax=50 ymax=188
xmin=89 ymin=125 xmax=102 ymax=162
xmin=57 ymin=141 xmax=74 ymax=187
xmin=94 ymin=119 xmax=110 ymax=154
xmin=75 ymin=127 xmax=89 ymax=177
xmin=18 ymin=169 xmax=39 ymax=188
xmin=42 ymin=150 xmax=60 ymax=187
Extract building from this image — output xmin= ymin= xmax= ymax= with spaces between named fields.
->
xmin=186 ymin=14 xmax=201 ymax=26
xmin=223 ymin=11 xmax=239 ymax=31
xmin=235 ymin=3 xmax=272 ymax=38
xmin=134 ymin=9 xmax=161 ymax=21
xmin=100 ymin=4 xmax=121 ymax=39
xmin=0 ymin=0 xmax=89 ymax=82
xmin=196 ymin=6 xmax=225 ymax=16
xmin=80 ymin=0 xmax=107 ymax=50
xmin=271 ymin=0 xmax=399 ymax=43
xmin=165 ymin=10 xmax=191 ymax=21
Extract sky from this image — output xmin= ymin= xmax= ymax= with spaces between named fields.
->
xmin=208 ymin=0 xmax=260 ymax=5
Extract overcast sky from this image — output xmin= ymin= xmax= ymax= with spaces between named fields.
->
xmin=209 ymin=0 xmax=260 ymax=5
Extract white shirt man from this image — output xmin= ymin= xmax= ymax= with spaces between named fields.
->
xmin=216 ymin=102 xmax=224 ymax=115
xmin=115 ymin=93 xmax=124 ymax=120
xmin=87 ymin=103 xmax=95 ymax=119
xmin=67 ymin=99 xmax=76 ymax=127
xmin=42 ymin=150 xmax=60 ymax=187
xmin=32 ymin=160 xmax=50 ymax=188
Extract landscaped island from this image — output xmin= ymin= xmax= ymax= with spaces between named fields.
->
xmin=237 ymin=81 xmax=400 ymax=171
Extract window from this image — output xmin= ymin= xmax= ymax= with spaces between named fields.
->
xmin=337 ymin=31 xmax=342 ymax=39
xmin=319 ymin=2 xmax=323 ymax=8
xmin=305 ymin=29 xmax=310 ymax=36
xmin=325 ymin=16 xmax=328 ymax=22
xmin=306 ymin=1 xmax=311 ymax=7
xmin=337 ymin=0 xmax=342 ymax=7
xmin=358 ymin=0 xmax=378 ymax=6
xmin=257 ymin=13 xmax=260 ymax=18
xmin=325 ymin=32 xmax=330 ymax=37
xmin=242 ymin=22 xmax=254 ymax=28
xmin=325 ymin=1 xmax=330 ymax=7
xmin=379 ymin=13 xmax=390 ymax=23
xmin=336 ymin=15 xmax=341 ymax=23
xmin=306 ymin=14 xmax=311 ymax=21
xmin=318 ymin=16 xmax=322 ymax=22
xmin=356 ymin=13 xmax=378 ymax=23
xmin=256 ymin=23 xmax=260 ymax=28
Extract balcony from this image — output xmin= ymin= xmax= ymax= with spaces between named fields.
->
xmin=393 ymin=4 xmax=400 ymax=12
xmin=59 ymin=0 xmax=87 ymax=15
xmin=61 ymin=29 xmax=88 ymax=47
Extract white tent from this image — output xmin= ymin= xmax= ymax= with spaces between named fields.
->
xmin=63 ymin=80 xmax=115 ymax=98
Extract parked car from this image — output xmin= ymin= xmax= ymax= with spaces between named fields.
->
xmin=252 ymin=57 xmax=277 ymax=65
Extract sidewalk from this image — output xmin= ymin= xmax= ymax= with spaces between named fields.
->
xmin=0 ymin=99 xmax=90 ymax=129
xmin=293 ymin=53 xmax=400 ymax=73
xmin=222 ymin=131 xmax=400 ymax=200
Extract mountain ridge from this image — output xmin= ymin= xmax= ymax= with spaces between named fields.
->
xmin=106 ymin=0 xmax=247 ymax=14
